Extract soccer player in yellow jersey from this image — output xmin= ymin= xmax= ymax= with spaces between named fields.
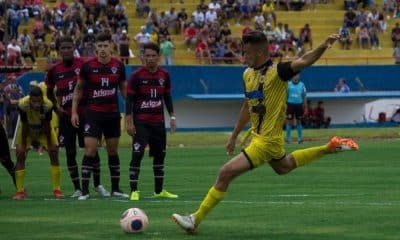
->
xmin=172 ymin=31 xmax=359 ymax=233
xmin=13 ymin=86 xmax=64 ymax=199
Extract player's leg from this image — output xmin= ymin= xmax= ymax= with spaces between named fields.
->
xmin=13 ymin=124 xmax=30 ymax=199
xmin=150 ymin=125 xmax=178 ymax=199
xmin=173 ymin=152 xmax=252 ymax=232
xmin=45 ymin=129 xmax=64 ymax=199
xmin=103 ymin=115 xmax=127 ymax=198
xmin=78 ymin=113 xmax=102 ymax=200
xmin=0 ymin=124 xmax=15 ymax=186
xmin=285 ymin=103 xmax=295 ymax=143
xmin=294 ymin=104 xmax=304 ymax=144
xmin=60 ymin=116 xmax=81 ymax=197
xmin=129 ymin=123 xmax=149 ymax=200
xmin=269 ymin=137 xmax=359 ymax=175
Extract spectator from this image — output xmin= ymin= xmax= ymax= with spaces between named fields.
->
xmin=261 ymin=0 xmax=276 ymax=27
xmin=135 ymin=0 xmax=150 ymax=18
xmin=7 ymin=38 xmax=24 ymax=66
xmin=299 ymin=23 xmax=313 ymax=50
xmin=314 ymin=101 xmax=331 ymax=128
xmin=184 ymin=23 xmax=197 ymax=50
xmin=205 ymin=8 xmax=218 ymax=24
xmin=47 ymin=42 xmax=59 ymax=65
xmin=339 ymin=22 xmax=353 ymax=49
xmin=356 ymin=23 xmax=370 ymax=49
xmin=334 ymin=78 xmax=351 ymax=93
xmin=195 ymin=38 xmax=211 ymax=64
xmin=177 ymin=8 xmax=188 ymax=35
xmin=393 ymin=41 xmax=400 ymax=64
xmin=344 ymin=7 xmax=358 ymax=29
xmin=118 ymin=29 xmax=131 ymax=64
xmin=192 ymin=6 xmax=205 ymax=27
xmin=134 ymin=26 xmax=151 ymax=56
xmin=302 ymin=100 xmax=315 ymax=128
xmin=20 ymin=38 xmax=36 ymax=65
xmin=369 ymin=21 xmax=382 ymax=50
xmin=160 ymin=36 xmax=174 ymax=65
xmin=391 ymin=22 xmax=400 ymax=47
xmin=7 ymin=4 xmax=21 ymax=39
xmin=166 ymin=7 xmax=178 ymax=34
xmin=239 ymin=0 xmax=252 ymax=24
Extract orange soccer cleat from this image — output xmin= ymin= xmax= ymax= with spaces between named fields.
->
xmin=53 ymin=189 xmax=65 ymax=199
xmin=13 ymin=191 xmax=27 ymax=200
xmin=327 ymin=136 xmax=359 ymax=152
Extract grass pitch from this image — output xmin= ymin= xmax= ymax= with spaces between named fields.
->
xmin=0 ymin=129 xmax=399 ymax=240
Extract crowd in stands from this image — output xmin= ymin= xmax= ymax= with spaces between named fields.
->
xmin=0 ymin=0 xmax=399 ymax=68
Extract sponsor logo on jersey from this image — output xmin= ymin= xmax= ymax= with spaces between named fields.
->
xmin=111 ymin=67 xmax=118 ymax=74
xmin=93 ymin=88 xmax=116 ymax=98
xmin=61 ymin=93 xmax=73 ymax=105
xmin=58 ymin=74 xmax=64 ymax=79
xmin=158 ymin=79 xmax=165 ymax=86
xmin=74 ymin=68 xmax=80 ymax=75
xmin=134 ymin=143 xmax=141 ymax=152
xmin=140 ymin=100 xmax=162 ymax=109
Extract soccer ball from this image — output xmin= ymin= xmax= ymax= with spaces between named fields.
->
xmin=120 ymin=208 xmax=149 ymax=233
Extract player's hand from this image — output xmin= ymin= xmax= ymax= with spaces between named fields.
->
xmin=170 ymin=118 xmax=176 ymax=133
xmin=324 ymin=34 xmax=340 ymax=49
xmin=126 ymin=115 xmax=135 ymax=136
xmin=71 ymin=113 xmax=79 ymax=128
xmin=225 ymin=135 xmax=237 ymax=155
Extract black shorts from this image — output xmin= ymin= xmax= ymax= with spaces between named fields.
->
xmin=84 ymin=111 xmax=121 ymax=139
xmin=286 ymin=103 xmax=304 ymax=120
xmin=133 ymin=122 xmax=166 ymax=157
xmin=58 ymin=115 xmax=85 ymax=148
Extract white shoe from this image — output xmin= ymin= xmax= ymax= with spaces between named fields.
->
xmin=172 ymin=213 xmax=197 ymax=233
xmin=94 ymin=185 xmax=110 ymax=197
xmin=112 ymin=191 xmax=129 ymax=198
xmin=78 ymin=194 xmax=90 ymax=200
xmin=70 ymin=190 xmax=82 ymax=198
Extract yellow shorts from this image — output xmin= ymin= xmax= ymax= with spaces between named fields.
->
xmin=16 ymin=126 xmax=58 ymax=148
xmin=243 ymin=136 xmax=285 ymax=168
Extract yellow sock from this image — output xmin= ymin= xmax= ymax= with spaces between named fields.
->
xmin=193 ymin=186 xmax=225 ymax=224
xmin=15 ymin=169 xmax=25 ymax=192
xmin=50 ymin=165 xmax=61 ymax=191
xmin=292 ymin=145 xmax=330 ymax=167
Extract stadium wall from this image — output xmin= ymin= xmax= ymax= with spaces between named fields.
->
xmin=16 ymin=65 xmax=400 ymax=129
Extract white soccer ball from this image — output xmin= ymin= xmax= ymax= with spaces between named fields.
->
xmin=120 ymin=208 xmax=149 ymax=233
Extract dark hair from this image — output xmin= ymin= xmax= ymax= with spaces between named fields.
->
xmin=143 ymin=42 xmax=160 ymax=55
xmin=58 ymin=36 xmax=74 ymax=45
xmin=242 ymin=31 xmax=268 ymax=45
xmin=95 ymin=32 xmax=112 ymax=42
xmin=29 ymin=86 xmax=43 ymax=97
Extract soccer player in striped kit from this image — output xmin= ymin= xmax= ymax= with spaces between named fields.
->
xmin=71 ymin=32 xmax=128 ymax=200
xmin=45 ymin=36 xmax=109 ymax=198
xmin=125 ymin=42 xmax=178 ymax=201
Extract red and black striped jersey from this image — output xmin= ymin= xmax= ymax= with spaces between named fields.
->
xmin=80 ymin=57 xmax=125 ymax=113
xmin=45 ymin=57 xmax=86 ymax=115
xmin=127 ymin=66 xmax=171 ymax=124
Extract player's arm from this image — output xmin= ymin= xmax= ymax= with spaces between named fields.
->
xmin=226 ymin=100 xmax=250 ymax=155
xmin=119 ymin=64 xmax=127 ymax=98
xmin=125 ymin=93 xmax=135 ymax=136
xmin=291 ymin=34 xmax=339 ymax=72
xmin=164 ymin=92 xmax=176 ymax=133
xmin=71 ymin=77 xmax=84 ymax=128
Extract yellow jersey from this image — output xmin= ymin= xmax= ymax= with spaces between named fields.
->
xmin=243 ymin=62 xmax=295 ymax=143
xmin=18 ymin=95 xmax=53 ymax=134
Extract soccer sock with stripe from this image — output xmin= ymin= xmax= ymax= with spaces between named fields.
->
xmin=66 ymin=152 xmax=80 ymax=190
xmin=49 ymin=165 xmax=61 ymax=191
xmin=15 ymin=169 xmax=25 ymax=192
xmin=129 ymin=150 xmax=144 ymax=192
xmin=292 ymin=145 xmax=330 ymax=167
xmin=81 ymin=155 xmax=94 ymax=195
xmin=92 ymin=152 xmax=101 ymax=188
xmin=108 ymin=155 xmax=120 ymax=192
xmin=153 ymin=155 xmax=165 ymax=194
xmin=193 ymin=186 xmax=226 ymax=224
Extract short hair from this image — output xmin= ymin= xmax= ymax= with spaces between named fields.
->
xmin=143 ymin=42 xmax=160 ymax=55
xmin=95 ymin=32 xmax=112 ymax=42
xmin=58 ymin=36 xmax=74 ymax=50
xmin=242 ymin=31 xmax=268 ymax=45
xmin=29 ymin=86 xmax=43 ymax=97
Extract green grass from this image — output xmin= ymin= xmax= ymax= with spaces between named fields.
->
xmin=0 ymin=129 xmax=399 ymax=240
